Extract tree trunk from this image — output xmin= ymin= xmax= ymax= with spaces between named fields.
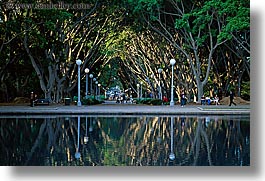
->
xmin=197 ymin=81 xmax=204 ymax=103
xmin=24 ymin=35 xmax=48 ymax=98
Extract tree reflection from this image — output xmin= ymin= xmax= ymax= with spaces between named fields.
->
xmin=0 ymin=116 xmax=249 ymax=166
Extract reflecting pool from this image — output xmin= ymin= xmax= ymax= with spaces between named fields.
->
xmin=0 ymin=115 xmax=250 ymax=166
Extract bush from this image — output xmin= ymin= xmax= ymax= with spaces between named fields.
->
xmin=73 ymin=96 xmax=78 ymax=102
xmin=149 ymin=99 xmax=163 ymax=105
xmin=81 ymin=98 xmax=104 ymax=105
xmin=241 ymin=81 xmax=250 ymax=101
xmin=133 ymin=98 xmax=162 ymax=105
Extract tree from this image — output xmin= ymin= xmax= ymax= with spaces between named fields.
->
xmin=124 ymin=0 xmax=250 ymax=101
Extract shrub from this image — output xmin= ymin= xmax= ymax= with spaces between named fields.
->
xmin=241 ymin=81 xmax=250 ymax=101
xmin=133 ymin=98 xmax=162 ymax=105
xmin=81 ymin=98 xmax=103 ymax=105
xmin=149 ymin=99 xmax=163 ymax=105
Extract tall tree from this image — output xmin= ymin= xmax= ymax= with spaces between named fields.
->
xmin=124 ymin=0 xmax=250 ymax=101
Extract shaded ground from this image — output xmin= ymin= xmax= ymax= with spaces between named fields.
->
xmin=219 ymin=97 xmax=250 ymax=105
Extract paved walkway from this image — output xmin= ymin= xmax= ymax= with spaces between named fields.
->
xmin=0 ymin=100 xmax=250 ymax=116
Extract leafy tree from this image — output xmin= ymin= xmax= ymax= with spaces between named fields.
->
xmin=123 ymin=0 xmax=250 ymax=101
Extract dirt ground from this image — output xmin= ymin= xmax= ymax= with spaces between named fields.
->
xmin=219 ymin=96 xmax=250 ymax=105
xmin=0 ymin=97 xmax=29 ymax=106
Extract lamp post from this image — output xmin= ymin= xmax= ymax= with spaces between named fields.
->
xmin=76 ymin=59 xmax=82 ymax=106
xmin=140 ymin=81 xmax=143 ymax=99
xmin=170 ymin=59 xmax=176 ymax=106
xmin=89 ymin=74 xmax=93 ymax=96
xmin=137 ymin=83 xmax=140 ymax=99
xmin=85 ymin=68 xmax=89 ymax=99
xmin=98 ymin=83 xmax=101 ymax=100
xmin=93 ymin=78 xmax=97 ymax=98
xmin=145 ymin=77 xmax=149 ymax=98
xmin=95 ymin=81 xmax=98 ymax=100
xmin=158 ymin=68 xmax=163 ymax=100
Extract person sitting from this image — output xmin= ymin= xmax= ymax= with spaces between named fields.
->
xmin=116 ymin=96 xmax=121 ymax=103
xmin=206 ymin=96 xmax=211 ymax=105
xmin=213 ymin=95 xmax=220 ymax=105
xmin=201 ymin=95 xmax=206 ymax=105
xmin=162 ymin=96 xmax=169 ymax=103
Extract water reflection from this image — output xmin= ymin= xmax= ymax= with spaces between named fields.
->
xmin=0 ymin=115 xmax=250 ymax=166
xmin=169 ymin=117 xmax=175 ymax=161
xmin=75 ymin=116 xmax=81 ymax=160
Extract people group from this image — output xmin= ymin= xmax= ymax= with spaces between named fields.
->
xmin=114 ymin=88 xmax=238 ymax=107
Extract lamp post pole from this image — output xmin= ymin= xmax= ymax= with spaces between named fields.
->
xmin=93 ymin=78 xmax=96 ymax=99
xmin=158 ymin=68 xmax=163 ymax=100
xmin=137 ymin=84 xmax=140 ymax=99
xmin=85 ymin=68 xmax=89 ymax=99
xmin=98 ymin=83 xmax=101 ymax=100
xmin=76 ymin=59 xmax=82 ymax=106
xmin=140 ymin=81 xmax=143 ymax=99
xmin=95 ymin=81 xmax=98 ymax=100
xmin=89 ymin=74 xmax=93 ymax=96
xmin=170 ymin=59 xmax=176 ymax=106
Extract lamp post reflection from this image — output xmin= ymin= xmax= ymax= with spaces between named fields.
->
xmin=169 ymin=117 xmax=175 ymax=161
xmin=84 ymin=117 xmax=88 ymax=144
xmin=89 ymin=117 xmax=93 ymax=132
xmin=75 ymin=116 xmax=81 ymax=159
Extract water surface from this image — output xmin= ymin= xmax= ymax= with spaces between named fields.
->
xmin=0 ymin=115 xmax=250 ymax=166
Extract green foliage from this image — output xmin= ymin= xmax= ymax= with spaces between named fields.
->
xmin=134 ymin=98 xmax=162 ymax=105
xmin=127 ymin=0 xmax=162 ymax=12
xmin=175 ymin=13 xmax=191 ymax=30
xmin=241 ymin=81 xmax=250 ymax=101
xmin=81 ymin=98 xmax=104 ymax=105
xmin=0 ymin=0 xmax=250 ymax=104
xmin=174 ymin=0 xmax=250 ymax=43
xmin=217 ymin=0 xmax=250 ymax=41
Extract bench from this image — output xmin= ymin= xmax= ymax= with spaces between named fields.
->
xmin=34 ymin=98 xmax=50 ymax=105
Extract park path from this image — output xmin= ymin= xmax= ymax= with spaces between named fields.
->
xmin=0 ymin=100 xmax=250 ymax=116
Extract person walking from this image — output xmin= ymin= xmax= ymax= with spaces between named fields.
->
xmin=180 ymin=90 xmax=186 ymax=107
xmin=229 ymin=90 xmax=237 ymax=106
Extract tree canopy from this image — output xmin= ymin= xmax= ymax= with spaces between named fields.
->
xmin=0 ymin=0 xmax=250 ymax=103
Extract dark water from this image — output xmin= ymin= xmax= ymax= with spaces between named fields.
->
xmin=0 ymin=115 xmax=250 ymax=166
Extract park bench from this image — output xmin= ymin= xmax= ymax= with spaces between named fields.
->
xmin=34 ymin=98 xmax=50 ymax=105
